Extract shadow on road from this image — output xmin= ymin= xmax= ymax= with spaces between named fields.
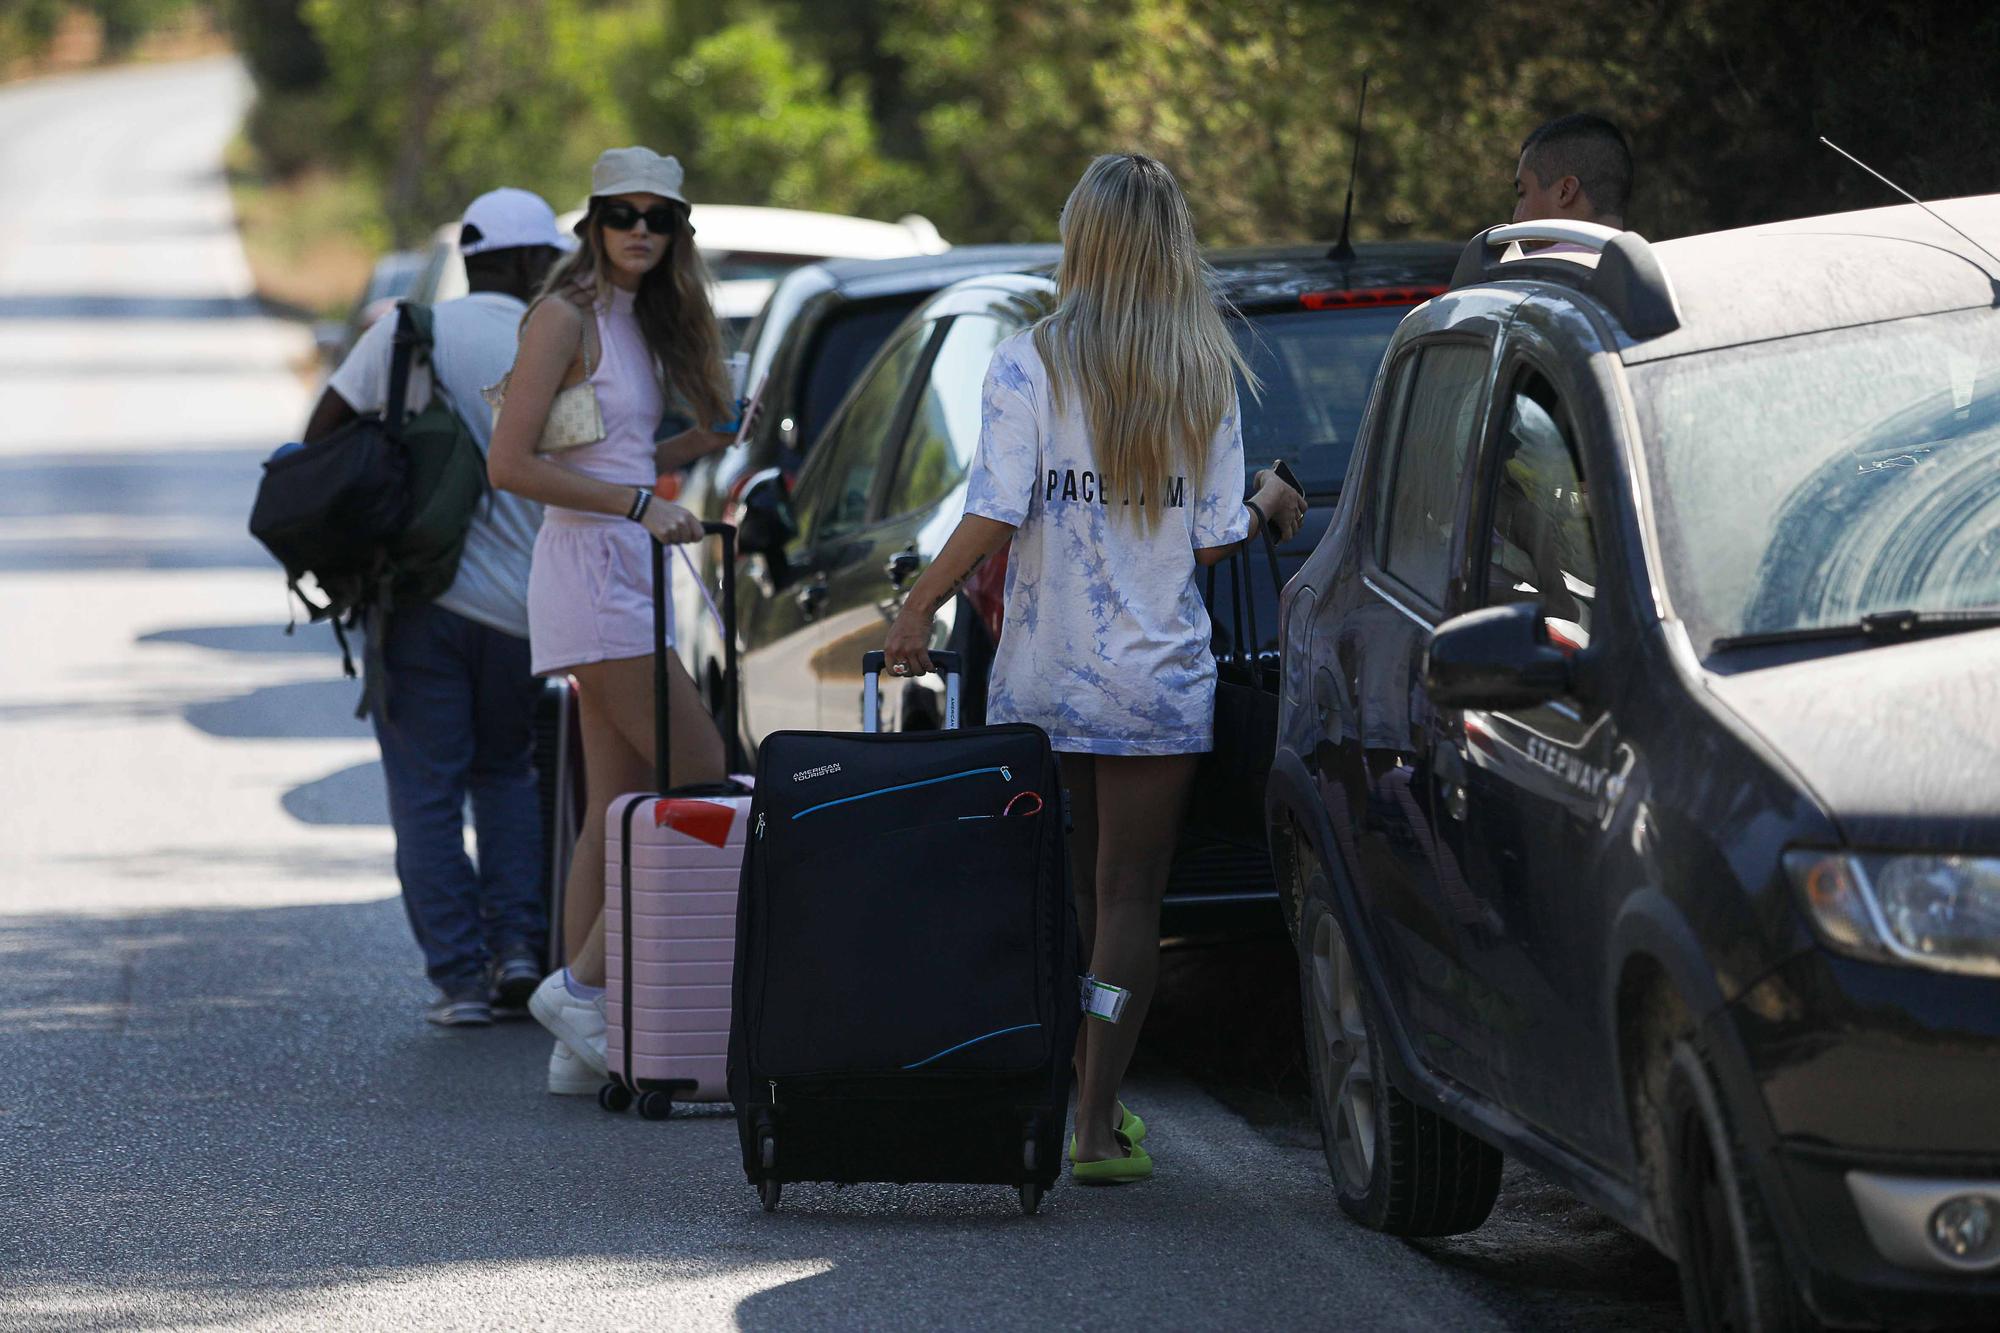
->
xmin=280 ymin=759 xmax=387 ymax=826
xmin=0 ymin=294 xmax=264 ymax=321
xmin=183 ymin=679 xmax=370 ymax=741
xmin=0 ymin=448 xmax=274 ymax=573
xmin=1140 ymin=936 xmax=1684 ymax=1333
xmin=139 ymin=623 xmax=342 ymax=656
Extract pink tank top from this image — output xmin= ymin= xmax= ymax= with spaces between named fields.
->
xmin=553 ymin=285 xmax=662 ymax=487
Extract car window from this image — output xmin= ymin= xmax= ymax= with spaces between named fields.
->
xmin=797 ymin=297 xmax=927 ymax=452
xmin=885 ymin=315 xmax=1010 ymax=518
xmin=1375 ymin=342 xmax=1489 ymax=604
xmin=797 ymin=321 xmax=935 ymax=546
xmin=1482 ymin=372 xmax=1597 ymax=650
xmin=1233 ymin=306 xmax=1411 ymax=495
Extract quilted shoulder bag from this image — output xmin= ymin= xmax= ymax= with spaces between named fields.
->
xmin=482 ymin=304 xmax=605 ymax=454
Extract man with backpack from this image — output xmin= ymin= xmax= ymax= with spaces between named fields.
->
xmin=302 ymin=188 xmax=569 ymax=1027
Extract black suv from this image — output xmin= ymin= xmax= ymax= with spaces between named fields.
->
xmin=719 ymin=242 xmax=1460 ymax=935
xmin=1266 ymin=204 xmax=2000 ymax=1329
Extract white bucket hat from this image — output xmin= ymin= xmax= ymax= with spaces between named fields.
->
xmin=588 ymin=147 xmax=689 ymax=208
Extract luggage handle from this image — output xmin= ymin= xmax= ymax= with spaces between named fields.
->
xmin=860 ymin=649 xmax=962 ymax=734
xmin=651 ymin=521 xmax=743 ymax=793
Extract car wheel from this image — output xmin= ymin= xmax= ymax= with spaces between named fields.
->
xmin=1663 ymin=1040 xmax=1820 ymax=1333
xmin=1298 ymin=875 xmax=1502 ymax=1236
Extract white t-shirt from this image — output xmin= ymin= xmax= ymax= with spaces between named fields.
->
xmin=328 ymin=292 xmax=542 ymax=639
xmin=963 ymin=331 xmax=1249 ymax=755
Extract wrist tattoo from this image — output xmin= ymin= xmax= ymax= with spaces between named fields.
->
xmin=936 ymin=552 xmax=987 ymax=607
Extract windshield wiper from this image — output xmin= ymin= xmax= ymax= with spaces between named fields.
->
xmin=1712 ymin=607 xmax=2000 ymax=651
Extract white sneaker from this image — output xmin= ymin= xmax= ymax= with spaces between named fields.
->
xmin=529 ymin=971 xmax=608 ymax=1075
xmin=547 ymin=1040 xmax=600 ymax=1095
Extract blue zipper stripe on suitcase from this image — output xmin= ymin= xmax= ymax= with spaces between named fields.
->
xmin=902 ymin=1022 xmax=1042 ymax=1070
xmin=792 ymin=766 xmax=1010 ymax=820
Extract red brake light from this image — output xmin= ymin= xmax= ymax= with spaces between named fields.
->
xmin=1299 ymin=285 xmax=1446 ymax=310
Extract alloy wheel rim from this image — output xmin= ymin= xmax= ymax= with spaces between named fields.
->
xmin=1312 ymin=909 xmax=1376 ymax=1194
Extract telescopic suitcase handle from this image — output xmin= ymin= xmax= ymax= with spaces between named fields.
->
xmin=651 ymin=521 xmax=742 ymax=793
xmin=860 ymin=649 xmax=962 ymax=733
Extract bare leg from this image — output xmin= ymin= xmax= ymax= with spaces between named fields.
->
xmin=1071 ymin=752 xmax=1197 ymax=1163
xmin=1061 ymin=753 xmax=1099 ymax=1085
xmin=561 ymin=651 xmax=725 ymax=986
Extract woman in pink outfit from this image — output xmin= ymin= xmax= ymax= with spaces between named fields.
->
xmin=488 ymin=147 xmax=733 ymax=1090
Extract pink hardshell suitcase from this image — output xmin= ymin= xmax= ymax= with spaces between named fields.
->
xmin=601 ymin=522 xmax=754 ymax=1119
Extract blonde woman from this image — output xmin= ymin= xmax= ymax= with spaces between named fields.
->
xmin=883 ymin=153 xmax=1306 ymax=1181
xmin=488 ymin=147 xmax=733 ymax=1091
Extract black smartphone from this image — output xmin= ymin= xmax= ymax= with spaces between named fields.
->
xmin=1272 ymin=459 xmax=1304 ymax=495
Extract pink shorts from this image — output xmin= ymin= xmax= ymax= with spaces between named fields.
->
xmin=528 ymin=508 xmax=673 ymax=677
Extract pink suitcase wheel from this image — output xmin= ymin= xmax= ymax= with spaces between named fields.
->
xmin=637 ymin=1091 xmax=674 ymax=1121
xmin=598 ymin=1083 xmax=632 ymax=1113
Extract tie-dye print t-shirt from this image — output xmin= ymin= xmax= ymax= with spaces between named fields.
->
xmin=963 ymin=330 xmax=1250 ymax=756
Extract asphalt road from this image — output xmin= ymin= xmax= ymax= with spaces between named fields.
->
xmin=0 ymin=56 xmax=1685 ymax=1332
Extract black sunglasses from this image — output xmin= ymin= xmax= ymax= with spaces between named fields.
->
xmin=597 ymin=200 xmax=687 ymax=235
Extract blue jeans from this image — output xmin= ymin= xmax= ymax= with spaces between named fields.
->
xmin=370 ymin=602 xmax=546 ymax=994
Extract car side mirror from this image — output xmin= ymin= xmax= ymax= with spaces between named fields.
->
xmin=736 ymin=467 xmax=798 ymax=559
xmin=1423 ymin=602 xmax=1573 ymax=710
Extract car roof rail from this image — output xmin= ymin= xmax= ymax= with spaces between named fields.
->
xmin=1450 ymin=221 xmax=1682 ymax=338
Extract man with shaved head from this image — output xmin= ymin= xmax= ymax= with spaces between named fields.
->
xmin=1513 ymin=113 xmax=1632 ymax=230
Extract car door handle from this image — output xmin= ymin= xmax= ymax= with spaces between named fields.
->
xmin=885 ymin=547 xmax=922 ymax=589
xmin=794 ymin=578 xmax=828 ymax=620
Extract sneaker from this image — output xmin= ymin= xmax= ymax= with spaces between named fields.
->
xmin=528 ymin=971 xmax=608 ymax=1075
xmin=490 ymin=950 xmax=543 ymax=1017
xmin=547 ymin=1041 xmax=600 ymax=1095
xmin=426 ymin=990 xmax=493 ymax=1027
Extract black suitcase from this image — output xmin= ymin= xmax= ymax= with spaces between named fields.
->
xmin=729 ymin=650 xmax=1080 ymax=1216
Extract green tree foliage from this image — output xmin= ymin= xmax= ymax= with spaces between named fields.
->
xmin=227 ymin=0 xmax=2000 ymax=248
xmin=2 ymin=0 xmax=200 ymax=68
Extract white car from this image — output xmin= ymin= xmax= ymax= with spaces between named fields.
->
xmin=409 ymin=205 xmax=947 ymax=352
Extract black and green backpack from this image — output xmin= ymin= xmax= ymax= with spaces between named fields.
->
xmin=249 ymin=301 xmax=490 ymax=716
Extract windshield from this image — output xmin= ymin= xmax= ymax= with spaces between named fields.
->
xmin=1633 ymin=305 xmax=2000 ymax=649
xmin=1233 ymin=307 xmax=1409 ymax=495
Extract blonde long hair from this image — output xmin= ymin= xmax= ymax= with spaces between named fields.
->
xmin=535 ymin=194 xmax=731 ymax=427
xmin=1032 ymin=153 xmax=1256 ymax=529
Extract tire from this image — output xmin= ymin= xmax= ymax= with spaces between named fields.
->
xmin=1019 ymin=1183 xmax=1042 ymax=1216
xmin=759 ymin=1178 xmax=781 ymax=1213
xmin=1663 ymin=1040 xmax=1821 ymax=1333
xmin=598 ymin=1082 xmax=632 ymax=1114
xmin=637 ymin=1091 xmax=674 ymax=1121
xmin=1298 ymin=880 xmax=1501 ymax=1236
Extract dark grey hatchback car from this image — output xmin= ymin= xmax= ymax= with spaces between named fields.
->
xmin=1266 ymin=200 xmax=2000 ymax=1331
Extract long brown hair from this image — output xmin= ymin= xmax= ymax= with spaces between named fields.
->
xmin=1033 ymin=154 xmax=1256 ymax=530
xmin=535 ymin=197 xmax=732 ymax=426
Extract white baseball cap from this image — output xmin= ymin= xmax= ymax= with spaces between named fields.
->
xmin=459 ymin=188 xmax=574 ymax=256
xmin=587 ymin=147 xmax=690 ymax=208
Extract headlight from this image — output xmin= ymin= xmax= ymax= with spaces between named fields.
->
xmin=1784 ymin=851 xmax=2000 ymax=978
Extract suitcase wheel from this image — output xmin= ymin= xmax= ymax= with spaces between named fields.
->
xmin=1022 ymin=1137 xmax=1038 ymax=1172
xmin=759 ymin=1134 xmax=776 ymax=1170
xmin=1018 ymin=1182 xmax=1042 ymax=1217
xmin=759 ymin=1178 xmax=782 ymax=1213
xmin=598 ymin=1083 xmax=632 ymax=1114
xmin=637 ymin=1091 xmax=674 ymax=1121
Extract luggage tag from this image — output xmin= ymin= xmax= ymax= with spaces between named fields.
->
xmin=1078 ymin=973 xmax=1130 ymax=1024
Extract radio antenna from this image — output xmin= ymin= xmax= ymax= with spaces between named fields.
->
xmin=1328 ymin=71 xmax=1370 ymax=263
xmin=1819 ymin=136 xmax=2000 ymax=271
